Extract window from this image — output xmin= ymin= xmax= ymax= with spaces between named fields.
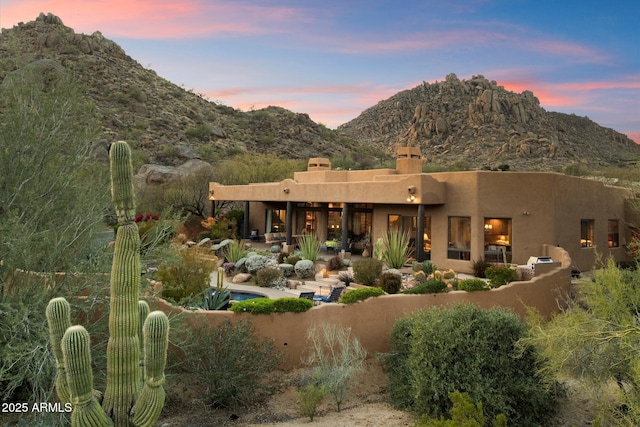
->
xmin=484 ymin=218 xmax=512 ymax=263
xmin=608 ymin=220 xmax=619 ymax=248
xmin=266 ymin=209 xmax=286 ymax=232
xmin=448 ymin=216 xmax=471 ymax=260
xmin=581 ymin=219 xmax=594 ymax=248
xmin=387 ymin=214 xmax=417 ymax=234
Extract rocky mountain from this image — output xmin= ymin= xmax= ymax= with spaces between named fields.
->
xmin=2 ymin=14 xmax=639 ymax=173
xmin=0 ymin=13 xmax=368 ymax=167
xmin=337 ymin=73 xmax=640 ymax=170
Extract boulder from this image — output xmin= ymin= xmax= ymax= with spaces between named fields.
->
xmin=232 ymin=273 xmax=252 ymax=283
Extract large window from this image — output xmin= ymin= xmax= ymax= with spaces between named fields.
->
xmin=266 ymin=209 xmax=286 ymax=232
xmin=608 ymin=220 xmax=619 ymax=248
xmin=448 ymin=216 xmax=471 ymax=260
xmin=484 ymin=218 xmax=512 ymax=263
xmin=388 ymin=214 xmax=417 ymax=234
xmin=581 ymin=219 xmax=594 ymax=248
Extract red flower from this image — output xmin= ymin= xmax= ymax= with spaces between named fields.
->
xmin=135 ymin=214 xmax=143 ymax=223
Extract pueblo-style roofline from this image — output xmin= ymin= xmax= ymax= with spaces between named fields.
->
xmin=209 ymin=147 xmax=446 ymax=205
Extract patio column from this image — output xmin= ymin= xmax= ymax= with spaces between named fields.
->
xmin=341 ymin=203 xmax=349 ymax=252
xmin=243 ymin=201 xmax=250 ymax=239
xmin=285 ymin=201 xmax=293 ymax=245
xmin=416 ymin=204 xmax=425 ymax=262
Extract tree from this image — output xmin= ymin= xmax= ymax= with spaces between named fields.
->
xmin=0 ymin=63 xmax=109 ymax=275
xmin=526 ymin=257 xmax=640 ymax=425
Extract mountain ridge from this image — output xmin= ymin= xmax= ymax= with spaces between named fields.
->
xmin=2 ymin=13 xmax=639 ymax=172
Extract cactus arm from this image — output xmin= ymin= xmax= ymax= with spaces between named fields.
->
xmin=131 ymin=311 xmax=169 ymax=427
xmin=137 ymin=300 xmax=150 ymax=385
xmin=46 ymin=297 xmax=72 ymax=404
xmin=62 ymin=325 xmax=113 ymax=427
xmin=101 ymin=141 xmax=142 ymax=426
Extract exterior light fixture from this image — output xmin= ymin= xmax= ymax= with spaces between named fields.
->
xmin=208 ymin=190 xmax=215 ymax=201
xmin=407 ymin=186 xmax=417 ymax=202
xmin=283 ymin=188 xmax=290 ymax=193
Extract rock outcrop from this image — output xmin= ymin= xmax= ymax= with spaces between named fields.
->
xmin=337 ymin=73 xmax=640 ymax=170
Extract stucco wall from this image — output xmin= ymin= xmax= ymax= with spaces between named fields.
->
xmin=150 ymin=245 xmax=572 ymax=370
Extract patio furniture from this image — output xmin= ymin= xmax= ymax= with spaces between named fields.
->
xmin=298 ymin=292 xmax=315 ymax=301
xmin=313 ymin=285 xmax=345 ymax=304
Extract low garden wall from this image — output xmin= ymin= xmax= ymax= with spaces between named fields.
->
xmin=151 ymin=244 xmax=573 ymax=370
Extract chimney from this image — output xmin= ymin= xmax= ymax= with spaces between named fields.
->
xmin=396 ymin=146 xmax=422 ymax=174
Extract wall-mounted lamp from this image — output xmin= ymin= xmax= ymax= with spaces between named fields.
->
xmin=283 ymin=187 xmax=290 ymax=194
xmin=208 ymin=190 xmax=215 ymax=201
xmin=484 ymin=223 xmax=493 ymax=231
xmin=406 ymin=186 xmax=417 ymax=202
xmin=522 ymin=210 xmax=530 ymax=216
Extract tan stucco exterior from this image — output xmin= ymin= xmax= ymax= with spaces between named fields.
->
xmin=210 ymin=149 xmax=635 ymax=273
xmin=152 ymin=245 xmax=572 ymax=370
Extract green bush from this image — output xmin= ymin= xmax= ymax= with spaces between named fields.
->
xmin=420 ymin=260 xmax=437 ymax=276
xmin=273 ymin=298 xmax=313 ymax=313
xmin=229 ymin=297 xmax=313 ymax=314
xmin=298 ymin=383 xmax=325 ymax=422
xmin=256 ymin=267 xmax=283 ymax=287
xmin=170 ymin=319 xmax=283 ymax=408
xmin=383 ymin=303 xmax=557 ymax=425
xmin=402 ymin=280 xmax=447 ymax=294
xmin=339 ymin=287 xmax=385 ymax=304
xmin=284 ymin=255 xmax=301 ymax=265
xmin=222 ymin=240 xmax=248 ymax=263
xmin=485 ymin=266 xmax=517 ymax=288
xmin=415 ymin=391 xmax=508 ymax=427
xmin=378 ymin=271 xmax=402 ymax=294
xmin=352 ymin=257 xmax=383 ymax=286
xmin=471 ymin=258 xmax=490 ymax=278
xmin=457 ymin=278 xmax=489 ymax=292
xmin=158 ymin=249 xmax=217 ymax=303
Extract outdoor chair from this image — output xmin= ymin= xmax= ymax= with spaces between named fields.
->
xmin=298 ymin=291 xmax=315 ymax=301
xmin=313 ymin=285 xmax=345 ymax=304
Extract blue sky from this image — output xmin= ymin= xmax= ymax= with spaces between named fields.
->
xmin=2 ymin=0 xmax=639 ymax=141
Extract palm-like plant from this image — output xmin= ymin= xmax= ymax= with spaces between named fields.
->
xmin=382 ymin=228 xmax=414 ymax=269
xmin=222 ymin=239 xmax=248 ymax=263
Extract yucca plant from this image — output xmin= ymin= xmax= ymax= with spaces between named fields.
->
xmin=382 ymin=228 xmax=414 ymax=269
xmin=298 ymin=232 xmax=321 ymax=263
xmin=221 ymin=239 xmax=248 ymax=263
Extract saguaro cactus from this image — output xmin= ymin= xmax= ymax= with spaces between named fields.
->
xmin=46 ymin=141 xmax=169 ymax=427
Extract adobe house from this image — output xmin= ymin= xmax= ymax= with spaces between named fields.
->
xmin=209 ymin=146 xmax=636 ymax=273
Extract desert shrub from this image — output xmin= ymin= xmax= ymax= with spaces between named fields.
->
xmin=157 ymin=248 xmax=216 ymax=303
xmin=471 ymin=258 xmax=490 ymax=278
xmin=298 ymin=383 xmax=325 ymax=422
xmin=339 ymin=287 xmax=386 ymax=304
xmin=284 ymin=254 xmax=302 ymax=266
xmin=171 ymin=319 xmax=283 ymax=408
xmin=383 ymin=303 xmax=557 ymax=425
xmin=228 ymin=297 xmax=312 ymax=314
xmin=403 ymin=280 xmax=447 ymax=294
xmin=256 ymin=268 xmax=282 ymax=287
xmin=294 ymin=259 xmax=315 ymax=279
xmin=303 ymin=324 xmax=367 ymax=412
xmin=379 ymin=271 xmax=402 ymax=294
xmin=457 ymin=278 xmax=489 ymax=292
xmin=326 ymin=256 xmax=344 ymax=271
xmin=278 ymin=263 xmax=294 ymax=277
xmin=352 ymin=257 xmax=383 ymax=286
xmin=222 ymin=262 xmax=236 ymax=275
xmin=485 ymin=265 xmax=517 ymax=288
xmin=244 ymin=254 xmax=273 ymax=275
xmin=415 ymin=391 xmax=508 ymax=427
xmin=185 ymin=124 xmax=214 ymax=141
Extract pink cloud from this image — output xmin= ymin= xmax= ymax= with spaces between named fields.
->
xmin=626 ymin=131 xmax=640 ymax=144
xmin=1 ymin=0 xmax=312 ymax=38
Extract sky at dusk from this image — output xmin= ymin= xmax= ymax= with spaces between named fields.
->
xmin=2 ymin=1 xmax=639 ymax=142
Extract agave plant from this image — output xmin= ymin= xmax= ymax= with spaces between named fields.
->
xmin=222 ymin=239 xmax=248 ymax=263
xmin=199 ymin=267 xmax=230 ymax=310
xmin=382 ymin=228 xmax=414 ymax=269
